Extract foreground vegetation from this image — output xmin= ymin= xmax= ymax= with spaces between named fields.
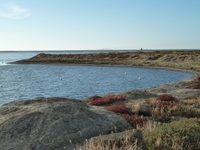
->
xmin=77 ymin=75 xmax=200 ymax=150
xmin=77 ymin=119 xmax=200 ymax=150
xmin=10 ymin=50 xmax=200 ymax=149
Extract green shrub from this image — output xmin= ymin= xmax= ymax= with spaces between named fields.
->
xmin=144 ymin=118 xmax=200 ymax=150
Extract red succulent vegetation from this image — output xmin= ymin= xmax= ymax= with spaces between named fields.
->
xmin=149 ymin=101 xmax=177 ymax=108
xmin=88 ymin=96 xmax=126 ymax=106
xmin=88 ymin=95 xmax=102 ymax=101
xmin=158 ymin=94 xmax=176 ymax=102
xmin=107 ymin=105 xmax=131 ymax=114
xmin=186 ymin=83 xmax=200 ymax=89
xmin=150 ymin=94 xmax=178 ymax=109
xmin=121 ymin=114 xmax=145 ymax=127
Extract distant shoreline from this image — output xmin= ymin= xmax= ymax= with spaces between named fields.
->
xmin=1 ymin=49 xmax=200 ymax=53
xmin=9 ymin=50 xmax=200 ymax=75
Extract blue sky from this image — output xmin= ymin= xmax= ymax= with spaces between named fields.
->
xmin=0 ymin=0 xmax=200 ymax=51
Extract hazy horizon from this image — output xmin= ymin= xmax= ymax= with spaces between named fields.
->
xmin=0 ymin=0 xmax=200 ymax=50
xmin=1 ymin=49 xmax=200 ymax=52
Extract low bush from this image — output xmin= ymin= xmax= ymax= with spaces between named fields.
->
xmin=88 ymin=96 xmax=126 ymax=106
xmin=144 ymin=118 xmax=200 ymax=150
xmin=107 ymin=105 xmax=131 ymax=114
xmin=158 ymin=94 xmax=176 ymax=102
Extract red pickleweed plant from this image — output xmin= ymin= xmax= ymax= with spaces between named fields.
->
xmin=107 ymin=105 xmax=131 ymax=114
xmin=158 ymin=94 xmax=176 ymax=102
xmin=149 ymin=101 xmax=177 ymax=108
xmin=88 ymin=96 xmax=126 ymax=106
xmin=186 ymin=83 xmax=200 ymax=89
xmin=88 ymin=95 xmax=102 ymax=101
xmin=121 ymin=114 xmax=145 ymax=128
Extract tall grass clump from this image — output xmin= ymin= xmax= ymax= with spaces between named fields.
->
xmin=76 ymin=133 xmax=143 ymax=150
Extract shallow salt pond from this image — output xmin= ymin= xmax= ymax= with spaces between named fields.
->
xmin=0 ymin=63 xmax=194 ymax=105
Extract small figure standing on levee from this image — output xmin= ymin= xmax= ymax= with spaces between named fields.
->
xmin=141 ymin=48 xmax=143 ymax=51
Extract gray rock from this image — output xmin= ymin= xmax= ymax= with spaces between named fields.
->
xmin=0 ymin=97 xmax=131 ymax=150
xmin=138 ymin=104 xmax=152 ymax=116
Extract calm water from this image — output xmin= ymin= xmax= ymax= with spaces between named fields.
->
xmin=0 ymin=51 xmax=195 ymax=105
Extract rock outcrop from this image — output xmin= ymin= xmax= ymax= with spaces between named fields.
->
xmin=0 ymin=97 xmax=131 ymax=150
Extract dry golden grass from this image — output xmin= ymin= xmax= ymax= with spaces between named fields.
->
xmin=182 ymin=96 xmax=200 ymax=107
xmin=76 ymin=119 xmax=200 ymax=150
xmin=76 ymin=121 xmax=158 ymax=150
xmin=76 ymin=137 xmax=142 ymax=150
xmin=125 ymin=99 xmax=153 ymax=113
xmin=151 ymin=102 xmax=200 ymax=121
xmin=138 ymin=120 xmax=160 ymax=134
xmin=174 ymin=104 xmax=200 ymax=117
